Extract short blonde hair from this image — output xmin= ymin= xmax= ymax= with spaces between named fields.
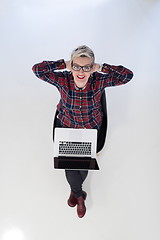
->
xmin=71 ymin=45 xmax=95 ymax=65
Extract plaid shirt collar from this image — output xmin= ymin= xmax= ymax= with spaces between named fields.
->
xmin=74 ymin=83 xmax=87 ymax=91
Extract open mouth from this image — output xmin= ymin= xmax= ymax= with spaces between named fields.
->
xmin=77 ymin=75 xmax=85 ymax=80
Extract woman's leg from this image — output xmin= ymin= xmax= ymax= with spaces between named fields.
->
xmin=65 ymin=170 xmax=88 ymax=198
xmin=79 ymin=170 xmax=88 ymax=183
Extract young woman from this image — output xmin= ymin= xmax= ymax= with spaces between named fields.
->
xmin=32 ymin=45 xmax=133 ymax=218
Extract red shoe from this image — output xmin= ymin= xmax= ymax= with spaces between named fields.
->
xmin=77 ymin=196 xmax=86 ymax=218
xmin=67 ymin=192 xmax=77 ymax=207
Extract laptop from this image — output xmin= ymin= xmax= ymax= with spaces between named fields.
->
xmin=53 ymin=128 xmax=99 ymax=170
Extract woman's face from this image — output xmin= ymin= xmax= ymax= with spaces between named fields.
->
xmin=71 ymin=57 xmax=93 ymax=89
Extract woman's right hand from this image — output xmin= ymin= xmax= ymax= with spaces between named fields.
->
xmin=65 ymin=61 xmax=72 ymax=70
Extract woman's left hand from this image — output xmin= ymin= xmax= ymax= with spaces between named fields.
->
xmin=92 ymin=63 xmax=101 ymax=72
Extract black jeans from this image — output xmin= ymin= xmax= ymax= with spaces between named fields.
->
xmin=65 ymin=170 xmax=88 ymax=198
xmin=54 ymin=117 xmax=101 ymax=198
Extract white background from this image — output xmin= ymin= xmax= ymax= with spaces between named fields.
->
xmin=0 ymin=0 xmax=160 ymax=239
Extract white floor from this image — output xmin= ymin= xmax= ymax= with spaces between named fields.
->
xmin=0 ymin=0 xmax=160 ymax=239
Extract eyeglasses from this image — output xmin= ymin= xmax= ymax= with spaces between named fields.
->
xmin=71 ymin=63 xmax=93 ymax=72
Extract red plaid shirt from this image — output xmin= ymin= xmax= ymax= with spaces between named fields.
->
xmin=32 ymin=59 xmax=133 ymax=129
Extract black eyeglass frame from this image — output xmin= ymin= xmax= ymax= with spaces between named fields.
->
xmin=71 ymin=62 xmax=93 ymax=72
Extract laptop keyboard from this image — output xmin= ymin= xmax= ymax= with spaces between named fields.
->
xmin=59 ymin=141 xmax=92 ymax=155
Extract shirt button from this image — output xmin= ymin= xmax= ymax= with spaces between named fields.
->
xmin=80 ymin=106 xmax=82 ymax=108
xmin=80 ymin=97 xmax=82 ymax=99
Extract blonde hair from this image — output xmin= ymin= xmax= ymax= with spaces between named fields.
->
xmin=71 ymin=45 xmax=95 ymax=65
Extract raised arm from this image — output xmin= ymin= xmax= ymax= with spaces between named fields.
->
xmin=32 ymin=59 xmax=67 ymax=85
xmin=93 ymin=63 xmax=133 ymax=88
